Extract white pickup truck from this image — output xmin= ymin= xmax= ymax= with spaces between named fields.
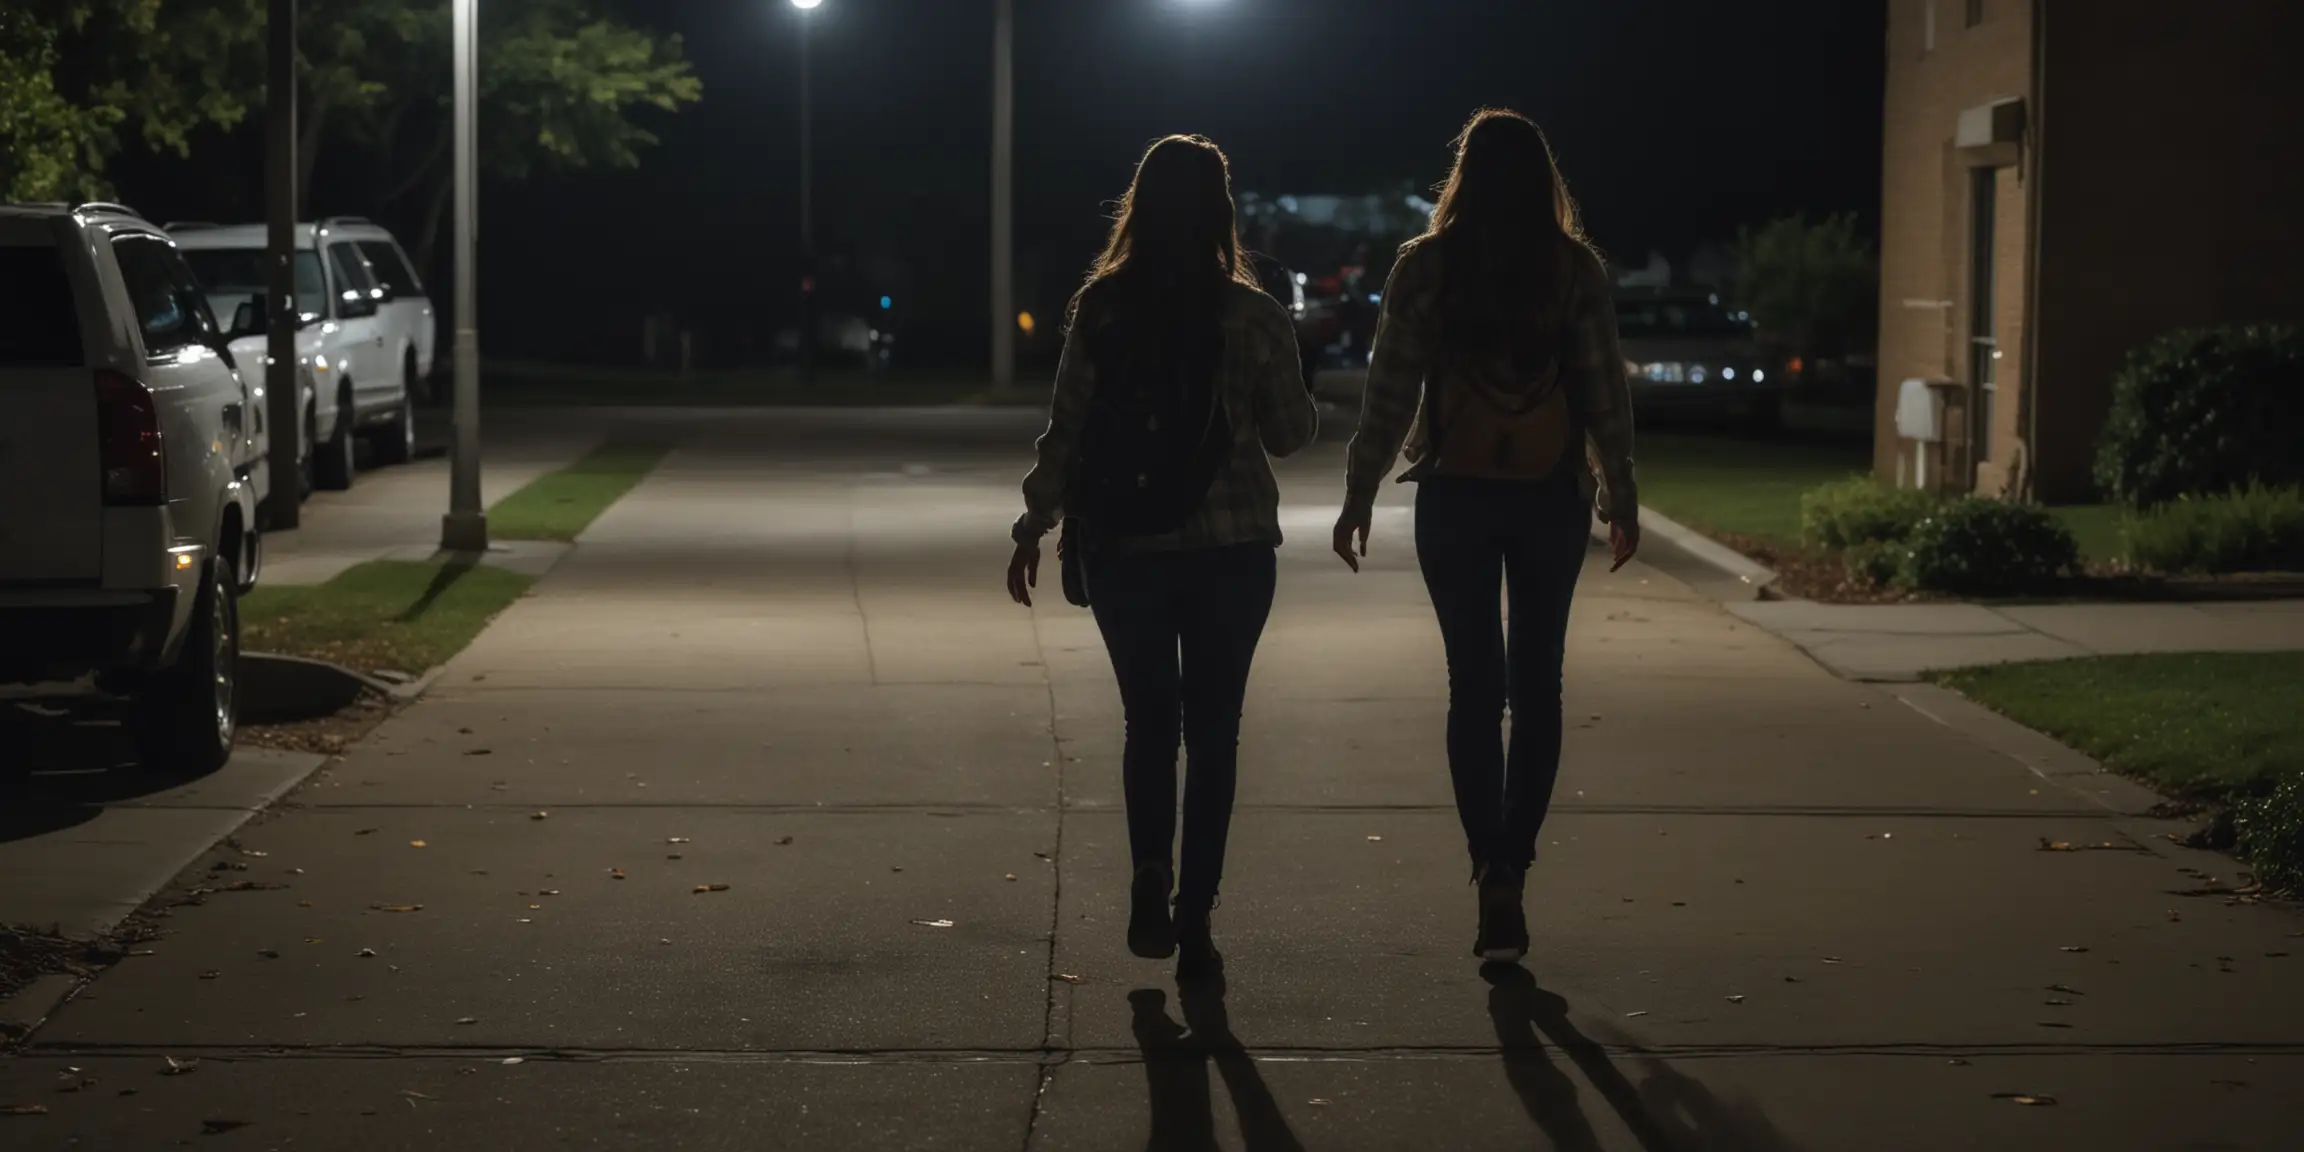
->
xmin=1 ymin=202 xmax=261 ymax=775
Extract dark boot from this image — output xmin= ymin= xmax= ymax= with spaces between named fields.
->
xmin=1174 ymin=903 xmax=1224 ymax=985
xmin=1128 ymin=861 xmax=1176 ymax=959
xmin=1473 ymin=862 xmax=1528 ymax=963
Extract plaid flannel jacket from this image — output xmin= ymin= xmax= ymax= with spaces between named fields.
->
xmin=1014 ymin=281 xmax=1319 ymax=551
xmin=1343 ymin=239 xmax=1639 ymax=525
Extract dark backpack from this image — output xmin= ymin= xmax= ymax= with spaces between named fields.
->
xmin=1070 ymin=303 xmax=1232 ymax=538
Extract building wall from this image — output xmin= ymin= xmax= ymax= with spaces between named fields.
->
xmin=2028 ymin=0 xmax=2304 ymax=502
xmin=1874 ymin=0 xmax=2035 ymax=493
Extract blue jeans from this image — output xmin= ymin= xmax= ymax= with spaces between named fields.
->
xmin=1414 ymin=469 xmax=1589 ymax=872
xmin=1087 ymin=543 xmax=1277 ymax=912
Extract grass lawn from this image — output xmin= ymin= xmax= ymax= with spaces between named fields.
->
xmin=1934 ymin=652 xmax=2304 ymax=799
xmin=240 ymin=559 xmax=534 ymax=677
xmin=480 ymin=363 xmax=1039 ymax=408
xmin=1636 ymin=431 xmax=1871 ymax=548
xmin=2048 ymin=504 xmax=2128 ymax=567
xmin=486 ymin=443 xmax=669 ymax=542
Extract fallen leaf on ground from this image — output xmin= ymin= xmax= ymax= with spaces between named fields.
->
xmin=454 ymin=1017 xmax=478 ymax=1025
xmin=667 ymin=854 xmax=683 ymax=861
xmin=2046 ymin=984 xmax=2084 ymax=995
xmin=2 ymin=1104 xmax=50 ymax=1115
xmin=1054 ymin=973 xmax=1082 ymax=983
xmin=199 ymin=970 xmax=219 ymax=980
xmin=355 ymin=829 xmax=377 ymax=836
xmin=1003 ymin=874 xmax=1017 ymax=881
xmin=256 ymin=949 xmax=280 ymax=960
xmin=463 ymin=749 xmax=492 ymax=757
xmin=409 ymin=841 xmax=427 ymax=849
xmin=1946 ymin=1058 xmax=1971 ymax=1066
xmin=201 ymin=1119 xmax=250 ymax=1134
xmin=693 ymin=884 xmax=730 ymax=894
xmin=2043 ymin=999 xmax=2073 ymax=1006
xmin=910 ymin=919 xmax=956 ymax=928
xmin=774 ymin=836 xmax=794 ymax=846
xmin=357 ymin=949 xmax=377 ymax=958
xmin=302 ymin=937 xmax=322 ymax=945
xmin=161 ymin=1057 xmax=198 ymax=1076
xmin=2060 ymin=946 xmax=2089 ymax=953
xmin=1725 ymin=995 xmax=1746 ymax=1004
xmin=2035 ymin=1022 xmax=2073 ymax=1029
xmin=1991 ymin=1093 xmax=2057 ymax=1106
xmin=500 ymin=1057 xmax=523 ymax=1066
xmin=1821 ymin=957 xmax=1843 ymax=964
xmin=529 ymin=812 xmax=549 ymax=821
xmin=1366 ymin=835 xmax=1383 ymax=842
xmin=372 ymin=904 xmax=424 ymax=913
xmin=609 ymin=869 xmax=627 ymax=880
xmin=667 ymin=837 xmax=691 ymax=844
xmin=1308 ymin=1099 xmax=1332 ymax=1106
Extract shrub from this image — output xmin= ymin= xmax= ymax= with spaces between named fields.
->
xmin=2094 ymin=325 xmax=2304 ymax=508
xmin=1800 ymin=477 xmax=1940 ymax=551
xmin=2235 ymin=776 xmax=2304 ymax=895
xmin=1898 ymin=498 xmax=2081 ymax=596
xmin=2127 ymin=484 xmax=2304 ymax=574
xmin=1841 ymin=540 xmax=1904 ymax=588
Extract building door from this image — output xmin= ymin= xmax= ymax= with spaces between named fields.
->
xmin=1968 ymin=166 xmax=1999 ymax=475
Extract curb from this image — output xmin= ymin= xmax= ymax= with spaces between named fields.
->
xmin=1634 ymin=504 xmax=1780 ymax=592
xmin=240 ymin=652 xmax=391 ymax=724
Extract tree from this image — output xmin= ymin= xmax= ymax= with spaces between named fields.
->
xmin=289 ymin=0 xmax=702 ymax=271
xmin=1732 ymin=213 xmax=1879 ymax=362
xmin=1 ymin=1 xmax=260 ymax=201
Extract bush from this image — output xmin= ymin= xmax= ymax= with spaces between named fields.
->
xmin=1898 ymin=498 xmax=2080 ymax=596
xmin=2094 ymin=325 xmax=2304 ymax=508
xmin=2235 ymin=776 xmax=2304 ymax=895
xmin=1841 ymin=540 xmax=1904 ymax=588
xmin=2127 ymin=484 xmax=2304 ymax=574
xmin=1800 ymin=477 xmax=1940 ymax=551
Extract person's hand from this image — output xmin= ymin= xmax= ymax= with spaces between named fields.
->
xmin=1609 ymin=521 xmax=1640 ymax=573
xmin=1006 ymin=540 xmax=1041 ymax=606
xmin=1332 ymin=508 xmax=1370 ymax=573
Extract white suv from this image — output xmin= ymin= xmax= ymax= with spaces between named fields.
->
xmin=171 ymin=218 xmax=434 ymax=490
xmin=1 ymin=202 xmax=262 ymax=774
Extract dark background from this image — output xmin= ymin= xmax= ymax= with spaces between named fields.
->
xmin=118 ymin=0 xmax=1887 ymax=371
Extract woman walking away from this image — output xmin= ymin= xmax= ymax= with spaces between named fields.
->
xmin=1331 ymin=109 xmax=1638 ymax=964
xmin=1007 ymin=135 xmax=1318 ymax=984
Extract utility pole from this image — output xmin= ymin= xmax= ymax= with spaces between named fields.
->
xmin=262 ymin=0 xmax=300 ymax=530
xmin=797 ymin=5 xmax=816 ymax=385
xmin=440 ymin=0 xmax=487 ymax=553
xmin=989 ymin=0 xmax=1015 ymax=397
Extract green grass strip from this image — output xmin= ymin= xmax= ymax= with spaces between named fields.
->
xmin=487 ymin=442 xmax=670 ymax=542
xmin=240 ymin=559 xmax=534 ymax=676
xmin=1934 ymin=653 xmax=2304 ymax=799
xmin=1635 ymin=433 xmax=1871 ymax=548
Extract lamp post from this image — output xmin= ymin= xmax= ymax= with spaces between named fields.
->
xmin=263 ymin=0 xmax=300 ymax=531
xmin=990 ymin=0 xmax=1014 ymax=397
xmin=793 ymin=0 xmax=820 ymax=384
xmin=441 ymin=0 xmax=487 ymax=552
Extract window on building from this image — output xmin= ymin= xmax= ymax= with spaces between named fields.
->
xmin=1966 ymin=0 xmax=1985 ymax=28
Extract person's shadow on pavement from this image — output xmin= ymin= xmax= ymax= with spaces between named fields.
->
xmin=1129 ymin=984 xmax=1305 ymax=1152
xmin=1483 ymin=963 xmax=1797 ymax=1152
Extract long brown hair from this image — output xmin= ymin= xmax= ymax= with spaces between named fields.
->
xmin=1074 ymin=134 xmax=1261 ymax=321
xmin=1418 ymin=109 xmax=1592 ymax=372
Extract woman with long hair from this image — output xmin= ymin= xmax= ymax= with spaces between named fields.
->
xmin=1008 ymin=134 xmax=1318 ymax=983
xmin=1332 ymin=109 xmax=1639 ymax=963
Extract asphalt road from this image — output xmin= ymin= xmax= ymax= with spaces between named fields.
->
xmin=4 ymin=408 xmax=2301 ymax=1150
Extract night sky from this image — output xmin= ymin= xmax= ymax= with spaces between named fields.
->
xmin=127 ymin=0 xmax=1889 ymax=370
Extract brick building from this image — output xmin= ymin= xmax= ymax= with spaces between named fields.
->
xmin=1875 ymin=0 xmax=2304 ymax=502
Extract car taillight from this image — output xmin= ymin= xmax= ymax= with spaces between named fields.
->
xmin=96 ymin=368 xmax=166 ymax=505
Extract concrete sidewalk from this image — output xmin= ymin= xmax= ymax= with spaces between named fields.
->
xmin=1725 ymin=598 xmax=2304 ymax=682
xmin=259 ymin=409 xmax=602 ymax=585
xmin=3 ymin=411 xmax=2299 ymax=1150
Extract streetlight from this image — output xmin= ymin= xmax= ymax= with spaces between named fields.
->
xmin=441 ymin=0 xmax=486 ymax=552
xmin=793 ymin=0 xmax=819 ymax=384
xmin=990 ymin=0 xmax=1014 ymax=397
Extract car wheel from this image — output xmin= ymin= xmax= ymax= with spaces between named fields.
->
xmin=133 ymin=559 xmax=238 ymax=776
xmin=315 ymin=387 xmax=356 ymax=491
xmin=374 ymin=379 xmax=416 ymax=466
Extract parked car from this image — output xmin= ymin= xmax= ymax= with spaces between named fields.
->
xmin=1 ymin=202 xmax=262 ymax=774
xmin=1613 ymin=287 xmax=1785 ymax=428
xmin=170 ymin=218 xmax=433 ymax=486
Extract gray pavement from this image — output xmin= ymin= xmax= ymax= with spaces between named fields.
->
xmin=1728 ymin=597 xmax=2304 ymax=682
xmin=260 ymin=409 xmax=602 ymax=585
xmin=4 ymin=409 xmax=2301 ymax=1149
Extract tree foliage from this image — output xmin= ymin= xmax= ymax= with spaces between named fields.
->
xmin=1 ymin=1 xmax=261 ymax=200
xmin=1733 ymin=213 xmax=1878 ymax=360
